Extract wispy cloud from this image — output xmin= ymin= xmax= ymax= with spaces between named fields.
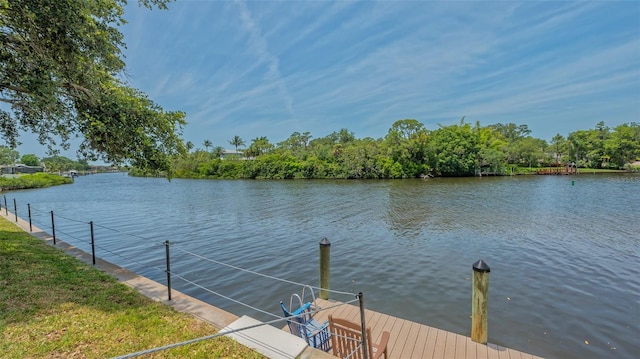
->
xmin=233 ymin=0 xmax=294 ymax=116
xmin=113 ymin=0 xmax=639 ymax=147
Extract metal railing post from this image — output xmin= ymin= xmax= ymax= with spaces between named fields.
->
xmin=13 ymin=198 xmax=17 ymax=222
xmin=165 ymin=240 xmax=172 ymax=300
xmin=27 ymin=203 xmax=32 ymax=232
xmin=3 ymin=195 xmax=7 ymax=215
xmin=51 ymin=211 xmax=56 ymax=245
xmin=358 ymin=292 xmax=369 ymax=359
xmin=89 ymin=221 xmax=96 ymax=265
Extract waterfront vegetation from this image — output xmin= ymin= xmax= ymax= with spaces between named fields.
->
xmin=133 ymin=120 xmax=639 ymax=179
xmin=0 ymin=216 xmax=263 ymax=359
xmin=0 ymin=173 xmax=73 ymax=191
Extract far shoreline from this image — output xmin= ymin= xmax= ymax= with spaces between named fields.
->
xmin=0 ymin=172 xmax=73 ymax=192
xmin=129 ymin=166 xmax=633 ymax=180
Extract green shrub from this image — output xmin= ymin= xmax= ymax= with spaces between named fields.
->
xmin=0 ymin=173 xmax=73 ymax=190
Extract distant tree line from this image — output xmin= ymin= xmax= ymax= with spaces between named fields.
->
xmin=138 ymin=119 xmax=639 ymax=179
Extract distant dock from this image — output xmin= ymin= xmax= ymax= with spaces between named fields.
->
xmin=537 ymin=163 xmax=578 ymax=175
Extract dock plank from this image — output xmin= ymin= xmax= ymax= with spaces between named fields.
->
xmin=410 ymin=324 xmax=429 ymax=358
xmin=498 ymin=345 xmax=511 ymax=359
xmin=388 ymin=317 xmax=410 ymax=357
xmin=397 ymin=320 xmax=419 ymax=358
xmin=455 ymin=333 xmax=467 ymax=358
xmin=444 ymin=331 xmax=457 ymax=358
xmin=403 ymin=321 xmax=422 ymax=358
xmin=364 ymin=311 xmax=385 ymax=343
xmin=487 ymin=343 xmax=501 ymax=359
xmin=432 ymin=328 xmax=447 ymax=358
xmin=467 ymin=337 xmax=488 ymax=359
xmin=303 ymin=299 xmax=543 ymax=359
xmin=375 ymin=313 xmax=396 ymax=340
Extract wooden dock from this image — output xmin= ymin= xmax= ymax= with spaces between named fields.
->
xmin=303 ymin=298 xmax=544 ymax=359
xmin=536 ymin=167 xmax=577 ymax=175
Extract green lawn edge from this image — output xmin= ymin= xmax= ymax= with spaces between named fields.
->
xmin=0 ymin=216 xmax=264 ymax=358
xmin=0 ymin=173 xmax=73 ymax=191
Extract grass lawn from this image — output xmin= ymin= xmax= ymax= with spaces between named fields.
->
xmin=0 ymin=216 xmax=264 ymax=358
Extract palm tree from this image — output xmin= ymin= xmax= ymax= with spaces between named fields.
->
xmin=203 ymin=140 xmax=212 ymax=152
xmin=551 ymin=134 xmax=565 ymax=165
xmin=185 ymin=141 xmax=194 ymax=153
xmin=228 ymin=135 xmax=245 ymax=152
xmin=212 ymin=146 xmax=224 ymax=159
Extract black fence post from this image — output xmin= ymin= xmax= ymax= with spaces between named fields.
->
xmin=89 ymin=221 xmax=96 ymax=265
xmin=165 ymin=240 xmax=172 ymax=301
xmin=27 ymin=203 xmax=32 ymax=232
xmin=51 ymin=211 xmax=56 ymax=245
xmin=3 ymin=195 xmax=7 ymax=215
xmin=13 ymin=198 xmax=17 ymax=222
xmin=358 ymin=292 xmax=369 ymax=359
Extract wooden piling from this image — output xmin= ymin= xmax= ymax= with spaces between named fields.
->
xmin=471 ymin=259 xmax=490 ymax=344
xmin=319 ymin=238 xmax=331 ymax=299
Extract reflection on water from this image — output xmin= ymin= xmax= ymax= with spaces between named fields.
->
xmin=8 ymin=173 xmax=640 ymax=359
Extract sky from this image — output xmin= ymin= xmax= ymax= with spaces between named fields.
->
xmin=15 ymin=0 xmax=640 ymax=159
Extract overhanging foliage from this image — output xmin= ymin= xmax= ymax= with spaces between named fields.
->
xmin=0 ymin=0 xmax=184 ymax=174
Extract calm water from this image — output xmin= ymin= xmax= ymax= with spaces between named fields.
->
xmin=6 ymin=173 xmax=639 ymax=358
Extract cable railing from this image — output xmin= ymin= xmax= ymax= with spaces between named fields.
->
xmin=1 ymin=194 xmax=373 ymax=358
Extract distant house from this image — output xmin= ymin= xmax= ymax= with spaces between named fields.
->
xmin=0 ymin=164 xmax=44 ymax=174
xmin=220 ymin=149 xmax=245 ymax=159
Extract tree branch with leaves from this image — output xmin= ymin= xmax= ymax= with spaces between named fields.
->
xmin=0 ymin=0 xmax=184 ymax=174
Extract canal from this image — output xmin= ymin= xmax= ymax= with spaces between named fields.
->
xmin=6 ymin=172 xmax=639 ymax=358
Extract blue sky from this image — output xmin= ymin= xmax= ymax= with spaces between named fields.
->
xmin=17 ymin=0 xmax=640 ymax=158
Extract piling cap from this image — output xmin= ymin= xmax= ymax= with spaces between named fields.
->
xmin=472 ymin=259 xmax=491 ymax=273
xmin=319 ymin=237 xmax=331 ymax=247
